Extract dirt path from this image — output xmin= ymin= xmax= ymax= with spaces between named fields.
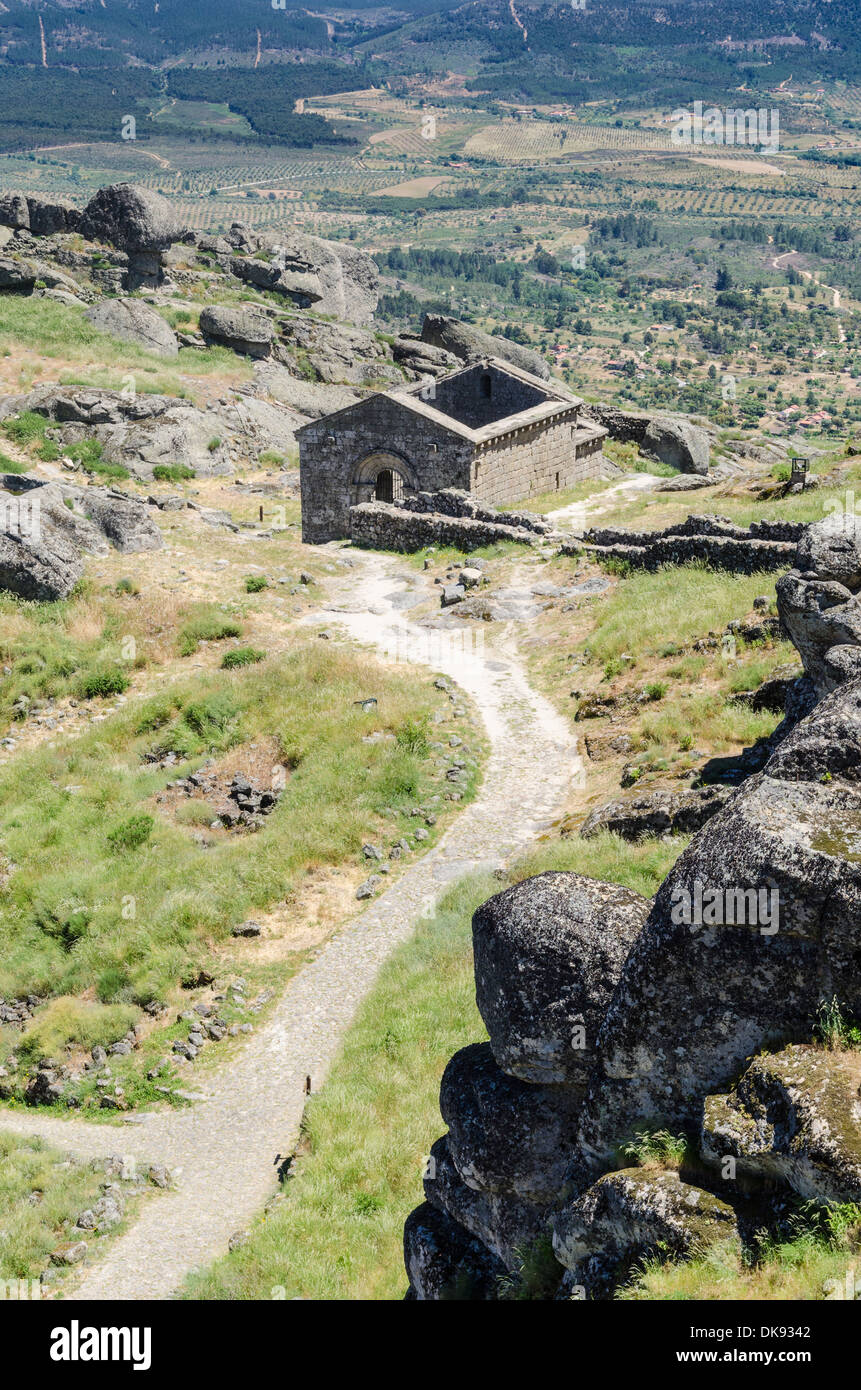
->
xmin=0 ymin=548 xmax=582 ymax=1300
xmin=547 ymin=470 xmax=660 ymax=529
xmin=770 ymin=249 xmax=847 ymax=343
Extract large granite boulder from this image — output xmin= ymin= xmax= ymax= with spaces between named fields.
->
xmin=701 ymin=1045 xmax=861 ymax=1205
xmin=0 ymin=258 xmax=36 ymax=293
xmin=797 ymin=512 xmax=861 ymax=591
xmin=643 ymin=416 xmax=709 ymax=475
xmin=26 ymin=196 xmax=80 ymax=236
xmin=423 ymin=1136 xmax=550 ymax=1271
xmin=404 ymin=1202 xmax=505 ymax=1300
xmin=580 ymin=785 xmax=734 ymax=842
xmin=420 ymin=314 xmax=550 ymax=381
xmin=553 ymin=1169 xmax=740 ymax=1299
xmin=472 ymin=871 xmax=649 ymax=1085
xmin=199 ymin=305 xmax=275 ymax=359
xmin=86 ymin=298 xmax=178 ymax=358
xmin=778 ymin=515 xmax=861 ymax=697
xmin=0 ymin=528 xmax=83 ymax=600
xmin=0 ymin=193 xmax=30 ymax=231
xmin=570 ymin=677 xmax=861 ymax=1188
xmin=440 ymin=1043 xmax=583 ymax=1202
xmin=582 ymin=403 xmax=711 ymax=475
xmin=79 ymin=183 xmax=186 ymax=256
xmin=231 ymin=231 xmax=379 ymax=325
xmin=776 ymin=571 xmax=861 ymax=697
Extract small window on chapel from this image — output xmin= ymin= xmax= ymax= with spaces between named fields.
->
xmin=480 ymin=372 xmax=492 ymax=399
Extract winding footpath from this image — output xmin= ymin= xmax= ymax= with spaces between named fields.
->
xmin=0 ymin=548 xmax=582 ymax=1300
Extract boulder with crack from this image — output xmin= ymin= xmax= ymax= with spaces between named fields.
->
xmin=86 ymin=298 xmax=178 ymax=358
xmin=440 ymin=1043 xmax=583 ymax=1202
xmin=199 ymin=305 xmax=275 ymax=359
xmin=422 ymin=1136 xmax=551 ymax=1272
xmin=552 ymin=1169 xmax=740 ymax=1299
xmin=404 ymin=1202 xmax=506 ymax=1300
xmin=580 ymin=786 xmax=734 ymax=842
xmin=570 ymin=677 xmax=861 ymax=1190
xmin=700 ymin=1045 xmax=861 ymax=1205
xmin=777 ymin=514 xmax=861 ymax=697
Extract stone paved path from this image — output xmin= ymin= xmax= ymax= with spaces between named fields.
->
xmin=0 ymin=549 xmax=582 ymax=1300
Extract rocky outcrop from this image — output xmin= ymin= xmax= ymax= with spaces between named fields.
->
xmin=0 ymin=474 xmax=162 ymax=599
xmin=420 ymin=314 xmax=550 ymax=381
xmin=777 ymin=514 xmax=861 ymax=697
xmin=251 ymin=361 xmax=360 ymax=419
xmin=229 ymin=230 xmax=379 ymax=325
xmin=392 ymin=334 xmax=459 ymax=379
xmin=276 ymin=317 xmax=397 ymax=385
xmin=701 ymin=1045 xmax=861 ymax=1205
xmin=0 ymin=386 xmax=233 ymax=480
xmin=199 ymin=305 xmax=275 ymax=359
xmin=473 ymin=872 xmax=649 ymax=1086
xmin=86 ymin=298 xmax=178 ymax=358
xmin=553 ymin=1169 xmax=740 ymax=1299
xmin=581 ymin=403 xmax=711 ymax=475
xmin=579 ymin=785 xmax=734 ymax=842
xmin=0 ymin=193 xmax=80 ymax=236
xmin=0 ymin=527 xmax=83 ymax=601
xmin=572 ymin=677 xmax=861 ymax=1188
xmin=406 ymin=669 xmax=861 ymax=1298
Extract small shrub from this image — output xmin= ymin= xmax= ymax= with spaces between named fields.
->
xmin=153 ymin=463 xmax=195 ymax=483
xmin=182 ymin=692 xmax=240 ymax=746
xmin=178 ymin=609 xmax=242 ymax=657
xmin=107 ymin=813 xmax=154 ymax=853
xmin=617 ymin=1128 xmax=689 ymax=1169
xmin=816 ymin=996 xmax=861 ymax=1050
xmin=221 ymin=646 xmax=265 ymax=669
xmin=77 ymin=666 xmax=130 ymax=700
xmin=2 ymin=411 xmax=50 ymax=446
xmin=207 ymin=436 xmax=222 ymax=453
xmin=115 ymin=577 xmax=139 ymax=596
xmin=244 ymin=574 xmax=268 ymax=593
xmin=644 ymin=681 xmax=667 ymax=702
xmin=396 ymin=716 xmax=430 ymax=756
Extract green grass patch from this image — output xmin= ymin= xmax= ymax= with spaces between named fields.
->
xmin=221 ymin=647 xmax=266 ymax=669
xmin=183 ymin=833 xmax=681 ymax=1301
xmin=0 ymin=645 xmax=474 ymax=1033
xmin=178 ymin=606 xmax=243 ymax=657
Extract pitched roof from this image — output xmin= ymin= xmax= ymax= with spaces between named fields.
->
xmin=295 ymin=357 xmax=583 ymax=445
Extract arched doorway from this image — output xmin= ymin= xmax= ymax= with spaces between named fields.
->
xmin=375 ymin=468 xmax=404 ymax=503
xmin=353 ymin=451 xmax=417 ymax=507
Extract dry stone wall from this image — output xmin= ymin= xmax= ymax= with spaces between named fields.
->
xmin=350 ymin=499 xmax=541 ymax=553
